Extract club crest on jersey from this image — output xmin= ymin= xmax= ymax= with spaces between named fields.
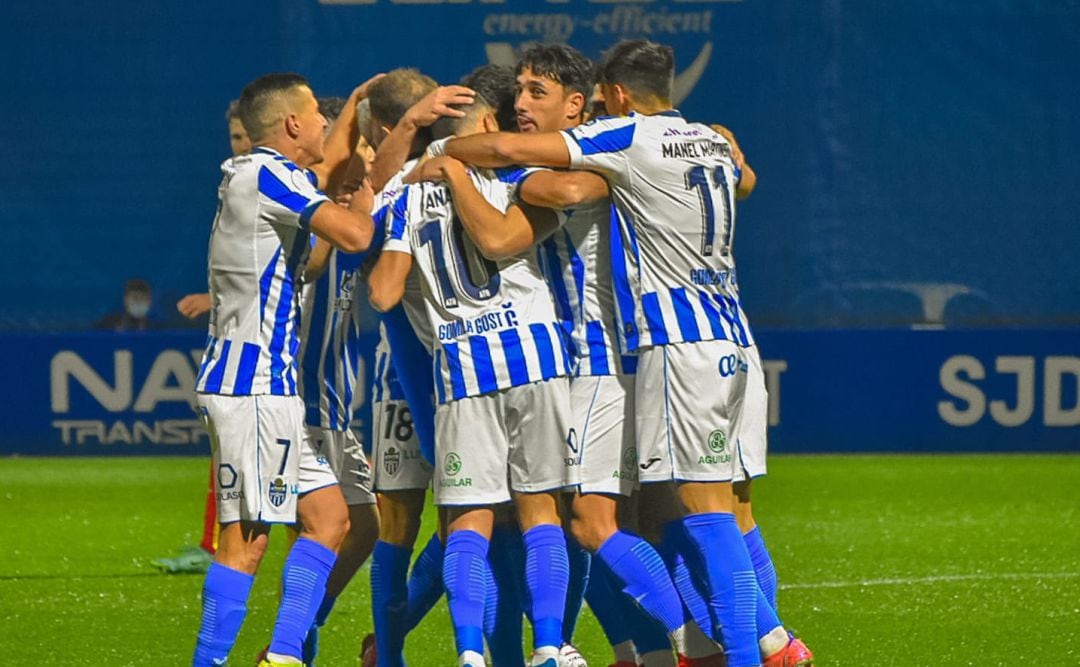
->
xmin=268 ymin=477 xmax=288 ymax=507
xmin=384 ymin=446 xmax=401 ymax=476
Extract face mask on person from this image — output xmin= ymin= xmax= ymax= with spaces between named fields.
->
xmin=125 ymin=298 xmax=150 ymax=319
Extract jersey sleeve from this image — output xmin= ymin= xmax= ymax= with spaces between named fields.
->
xmin=560 ymin=116 xmax=635 ymax=179
xmin=382 ymin=187 xmax=414 ymax=256
xmin=255 ymin=159 xmax=330 ymax=230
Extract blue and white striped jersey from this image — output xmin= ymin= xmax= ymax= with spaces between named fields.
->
xmin=297 ymin=238 xmax=381 ymax=431
xmin=376 ymin=158 xmax=435 ymax=353
xmin=371 ymin=322 xmax=406 ymax=403
xmin=536 ymin=198 xmax=636 ymax=377
xmin=384 ymin=168 xmax=571 ymax=404
xmin=561 ymin=112 xmax=754 ymax=352
xmin=196 ymin=147 xmax=328 ymax=396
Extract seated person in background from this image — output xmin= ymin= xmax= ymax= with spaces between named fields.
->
xmin=95 ymin=278 xmax=156 ymax=331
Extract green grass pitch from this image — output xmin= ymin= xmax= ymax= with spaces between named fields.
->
xmin=2 ymin=454 xmax=1078 ymax=665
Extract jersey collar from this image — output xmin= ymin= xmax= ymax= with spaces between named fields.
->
xmin=252 ymin=146 xmax=284 ymax=157
xmin=629 ymin=109 xmax=683 ymax=118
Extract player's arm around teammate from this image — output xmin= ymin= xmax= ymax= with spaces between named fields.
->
xmin=368 ymin=84 xmax=475 ymax=192
xmin=404 ymin=155 xmax=562 ymax=259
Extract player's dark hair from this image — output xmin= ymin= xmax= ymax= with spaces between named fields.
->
xmin=237 ymin=73 xmax=310 ymax=141
xmin=598 ymin=39 xmax=674 ymax=102
xmin=317 ymin=96 xmax=347 ymax=123
xmin=367 ymin=68 xmax=438 ymax=128
xmin=225 ymin=99 xmax=241 ymax=123
xmin=459 ymin=64 xmax=516 ymax=133
xmin=430 ymin=93 xmax=494 ymax=140
xmin=516 ymin=43 xmax=594 ymax=99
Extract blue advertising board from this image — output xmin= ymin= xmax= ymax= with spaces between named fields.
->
xmin=2 ymin=329 xmax=1075 ymax=456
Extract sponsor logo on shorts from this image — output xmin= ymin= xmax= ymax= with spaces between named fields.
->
xmin=708 ymin=429 xmax=727 ymax=453
xmin=718 ymin=354 xmax=748 ymax=378
xmin=217 ymin=463 xmax=238 ymax=489
xmin=640 ymin=456 xmax=662 ymax=470
xmin=384 ymin=446 xmax=401 ymax=476
xmin=444 ymin=452 xmax=463 ymax=477
xmin=217 ymin=491 xmax=243 ymax=501
xmin=700 ymin=429 xmax=732 ymax=465
xmin=268 ymin=477 xmax=288 ymax=507
xmin=440 ymin=451 xmax=473 ymax=488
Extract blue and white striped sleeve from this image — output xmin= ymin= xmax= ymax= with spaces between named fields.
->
xmin=560 ymin=116 xmax=636 ymax=176
xmin=382 ymin=187 xmax=414 ymax=256
xmin=256 ymin=159 xmax=330 ymax=230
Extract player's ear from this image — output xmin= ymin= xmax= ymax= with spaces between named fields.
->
xmin=612 ymin=84 xmax=631 ymax=115
xmin=565 ymin=91 xmax=586 ymax=121
xmin=285 ymin=112 xmax=301 ymax=139
xmin=482 ymin=112 xmax=499 ymax=134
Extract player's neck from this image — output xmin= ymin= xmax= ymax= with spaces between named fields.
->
xmin=256 ymin=138 xmax=311 ymax=167
xmin=628 ymin=99 xmax=673 ymax=116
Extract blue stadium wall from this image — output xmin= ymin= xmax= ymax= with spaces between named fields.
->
xmin=1 ymin=1 xmax=1077 ymax=453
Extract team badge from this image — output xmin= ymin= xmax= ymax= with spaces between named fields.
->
xmin=384 ymin=446 xmax=401 ymax=476
xmin=708 ymin=429 xmax=727 ymax=453
xmin=444 ymin=452 xmax=462 ymax=477
xmin=268 ymin=477 xmax=288 ymax=507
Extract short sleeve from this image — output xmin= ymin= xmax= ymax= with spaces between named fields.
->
xmin=560 ymin=116 xmax=636 ymax=177
xmin=382 ymin=187 xmax=414 ymax=256
xmin=256 ymin=159 xmax=330 ymax=230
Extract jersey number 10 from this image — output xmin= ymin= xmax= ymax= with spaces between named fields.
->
xmin=685 ymin=165 xmax=735 ymax=257
xmin=418 ymin=218 xmax=502 ymax=309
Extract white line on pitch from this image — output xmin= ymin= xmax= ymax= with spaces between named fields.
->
xmin=780 ymin=572 xmax=1080 ymax=590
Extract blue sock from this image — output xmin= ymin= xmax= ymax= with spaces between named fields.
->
xmin=681 ymin=513 xmax=758 ymax=667
xmin=583 ymin=557 xmax=633 ymax=648
xmin=522 ymin=524 xmax=569 ymax=650
xmin=589 ymin=556 xmax=670 ymax=656
xmin=443 ymin=530 xmax=489 ymax=656
xmin=660 ymin=521 xmax=714 ymax=642
xmin=563 ymin=536 xmax=592 ymax=644
xmin=192 ymin=562 xmax=254 ymax=666
xmin=268 ymin=538 xmax=337 ymax=660
xmin=300 ymin=594 xmax=337 ymax=664
xmin=755 ymin=582 xmax=783 ymax=642
xmin=744 ymin=526 xmax=779 ymax=610
xmin=626 ymin=602 xmax=674 ymax=656
xmin=371 ymin=540 xmax=412 ymax=667
xmin=405 ymin=532 xmax=445 ymax=632
xmin=596 ymin=530 xmax=686 ymax=637
xmin=486 ymin=525 xmax=526 ymax=666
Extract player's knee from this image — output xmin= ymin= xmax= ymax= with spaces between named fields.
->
xmin=569 ymin=515 xmax=612 ymax=552
xmin=377 ymin=491 xmax=424 ymax=547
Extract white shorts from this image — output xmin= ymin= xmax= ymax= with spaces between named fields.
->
xmin=307 ymin=427 xmax=377 ymax=505
xmin=733 ymin=346 xmax=768 ymax=483
xmin=571 ymin=373 xmax=638 ymax=496
xmin=371 ymin=398 xmax=432 ymax=492
xmin=198 ymin=393 xmax=338 ymax=524
xmin=434 ymin=377 xmax=576 ymax=506
xmin=635 ymin=340 xmax=752 ymax=483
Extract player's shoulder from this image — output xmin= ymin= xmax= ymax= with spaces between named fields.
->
xmin=241 ymin=147 xmax=320 ymax=195
xmin=567 ymin=113 xmax=636 ymax=139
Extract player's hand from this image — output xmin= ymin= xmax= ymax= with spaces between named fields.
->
xmin=711 ymin=124 xmax=746 ymax=170
xmin=176 ymin=293 xmax=211 ymax=319
xmin=404 ymin=86 xmax=476 ymax=128
xmin=404 ymin=156 xmax=464 ymax=184
xmin=351 ymin=73 xmax=386 ymax=101
xmin=346 ymin=177 xmax=375 ymax=215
